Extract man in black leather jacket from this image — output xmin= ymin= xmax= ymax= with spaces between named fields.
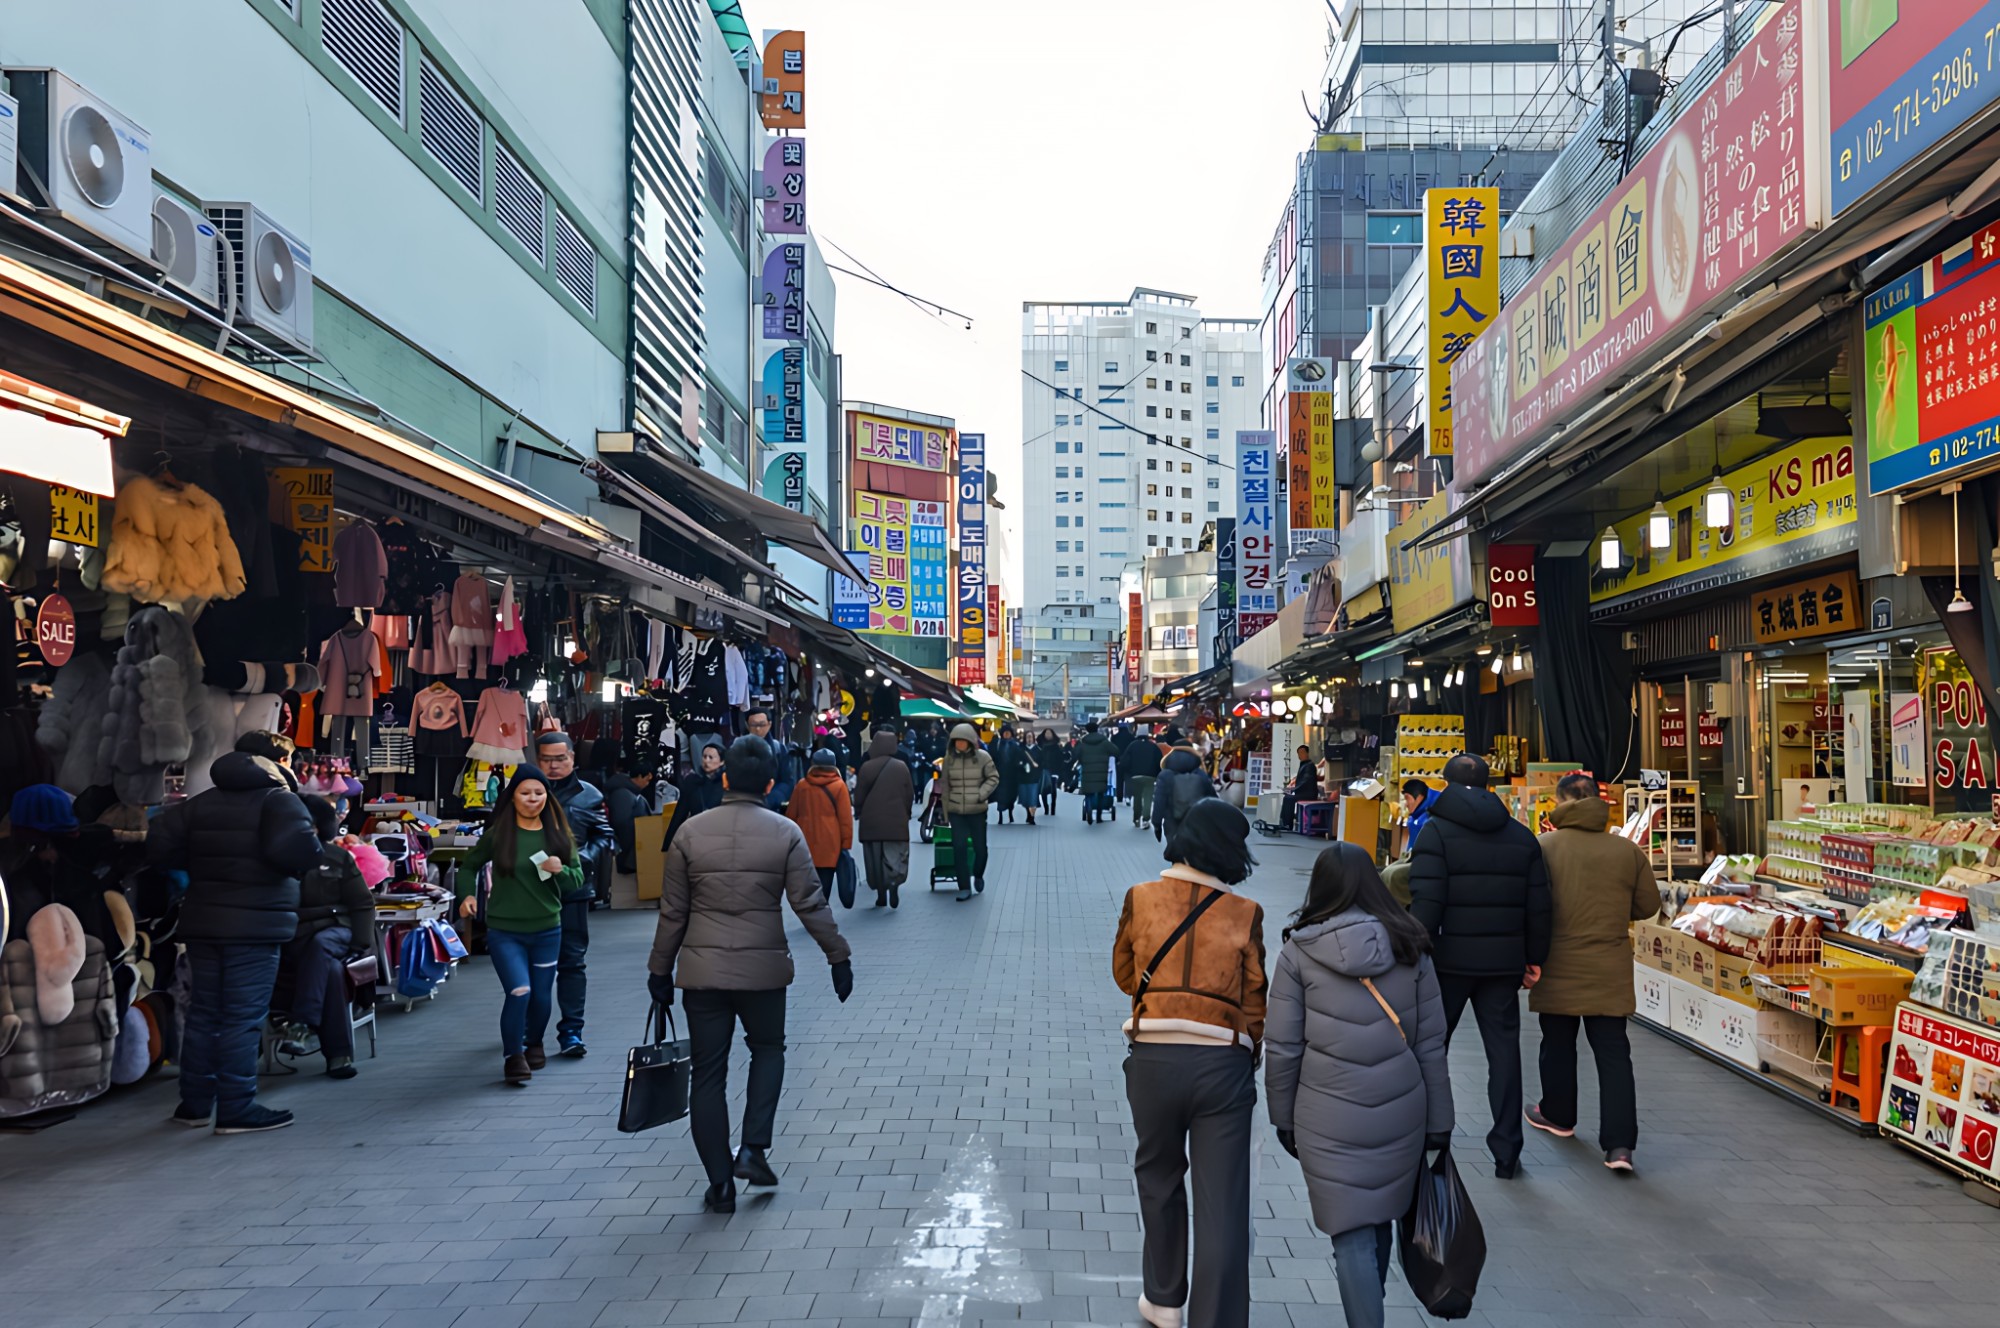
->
xmin=535 ymin=732 xmax=618 ymax=1057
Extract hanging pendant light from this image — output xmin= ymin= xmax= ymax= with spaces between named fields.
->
xmin=1490 ymin=654 xmax=1505 ymax=675
xmin=1511 ymin=646 xmax=1524 ymax=671
xmin=1390 ymin=680 xmax=1401 ymax=699
xmin=1704 ymin=472 xmax=1732 ymax=530
xmin=1648 ymin=495 xmax=1672 ymax=550
xmin=1949 ymin=485 xmax=1975 ymax=613
xmin=1599 ymin=525 xmax=1622 ymax=571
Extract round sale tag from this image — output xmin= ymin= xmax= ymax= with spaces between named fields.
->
xmin=36 ymin=592 xmax=76 ymax=667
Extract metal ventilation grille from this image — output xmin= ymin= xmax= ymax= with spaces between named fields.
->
xmin=321 ymin=0 xmax=404 ymax=122
xmin=494 ymin=143 xmax=545 ymax=263
xmin=418 ymin=59 xmax=481 ymax=202
xmin=552 ymin=209 xmax=595 ymax=315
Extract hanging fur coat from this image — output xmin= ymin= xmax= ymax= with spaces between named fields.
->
xmin=99 ymin=474 xmax=247 ymax=605
xmin=35 ymin=652 xmax=115 ymax=795
xmin=97 ymin=606 xmax=211 ymax=807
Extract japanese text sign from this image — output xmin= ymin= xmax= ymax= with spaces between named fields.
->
xmin=1882 ymin=1005 xmax=2000 ymax=1181
xmin=851 ymin=411 xmax=948 ymax=472
xmin=759 ymin=30 xmax=805 ymax=130
xmin=1388 ymin=491 xmax=1474 ymax=634
xmin=1285 ymin=358 xmax=1335 ymax=546
xmin=1485 ymin=542 xmax=1539 ymax=627
xmin=1830 ymin=0 xmax=2000 ymax=216
xmin=760 ymin=242 xmax=806 ymax=342
xmin=271 ymin=466 xmax=334 ymax=573
xmin=1452 ymin=0 xmax=1824 ymax=488
xmin=1237 ymin=431 xmax=1278 ymax=637
xmin=1590 ymin=437 xmax=1856 ymax=610
xmin=1863 ymin=216 xmax=2000 ymax=492
xmin=1425 ymin=186 xmax=1499 ymax=458
xmin=47 ymin=486 xmax=99 ymax=548
xmin=1750 ymin=568 xmax=1861 ymax=644
xmin=760 ymin=136 xmax=806 ymax=234
xmin=957 ymin=433 xmax=988 ymax=681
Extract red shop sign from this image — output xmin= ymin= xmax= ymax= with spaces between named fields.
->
xmin=1660 ymin=709 xmax=1722 ymax=749
xmin=35 ymin=592 xmax=75 ymax=667
xmin=1486 ymin=544 xmax=1539 ymax=627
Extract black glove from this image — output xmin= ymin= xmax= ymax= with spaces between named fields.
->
xmin=647 ymin=972 xmax=675 ymax=1007
xmin=1425 ymin=1132 xmax=1451 ymax=1151
xmin=831 ymin=959 xmax=854 ymax=1003
xmin=1276 ymin=1129 xmax=1299 ymax=1159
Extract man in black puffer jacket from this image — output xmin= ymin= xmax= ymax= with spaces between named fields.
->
xmin=535 ymin=732 xmax=619 ymax=1058
xmin=1407 ymin=753 xmax=1551 ymax=1179
xmin=147 ymin=733 xmax=321 ymax=1134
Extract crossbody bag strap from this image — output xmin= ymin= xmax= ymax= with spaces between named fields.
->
xmin=1132 ymin=887 xmax=1226 ymax=1023
xmin=1359 ymin=977 xmax=1410 ymax=1044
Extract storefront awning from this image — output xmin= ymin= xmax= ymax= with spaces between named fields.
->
xmin=0 ymin=369 xmax=127 ymax=495
xmin=900 ymin=697 xmax=970 ymax=721
xmin=964 ymin=684 xmax=1031 ymax=718
xmin=0 ymin=251 xmax=613 ymax=545
xmin=651 ymin=448 xmax=869 ymax=584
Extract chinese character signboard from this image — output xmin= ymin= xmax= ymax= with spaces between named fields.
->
xmin=1285 ymin=358 xmax=1335 ymax=549
xmin=911 ymin=502 xmax=948 ymax=636
xmin=956 ymin=433 xmax=988 ymax=682
xmin=1387 ymin=491 xmax=1474 ymax=634
xmin=851 ymin=490 xmax=912 ymax=634
xmin=760 ymin=136 xmax=806 ymax=234
xmin=1862 ymin=217 xmax=2000 ymax=492
xmin=1590 ymin=438 xmax=1857 ymax=611
xmin=1237 ymin=432 xmax=1278 ymax=638
xmin=271 ymin=467 xmax=334 ymax=573
xmin=759 ymin=30 xmax=805 ymax=130
xmin=47 ymin=486 xmax=99 ymax=548
xmin=1214 ymin=516 xmax=1237 ymax=665
xmin=831 ymin=551 xmax=870 ymax=630
xmin=1452 ymin=0 xmax=1825 ymax=488
xmin=1425 ymin=186 xmax=1498 ymax=458
xmin=1830 ymin=0 xmax=2000 ymax=216
xmin=1485 ymin=542 xmax=1539 ymax=627
xmin=1750 ymin=568 xmax=1861 ymax=644
xmin=851 ymin=410 xmax=949 ymax=471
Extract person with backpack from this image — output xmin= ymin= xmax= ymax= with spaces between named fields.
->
xmin=1265 ymin=842 xmax=1454 ymax=1328
xmin=455 ymin=765 xmax=586 ymax=1086
xmin=1113 ymin=799 xmax=1267 ymax=1328
xmin=787 ymin=749 xmax=855 ymax=908
xmin=853 ymin=729 xmax=915 ymax=908
xmin=1153 ymin=735 xmax=1217 ymax=845
xmin=147 ymin=732 xmax=323 ymax=1133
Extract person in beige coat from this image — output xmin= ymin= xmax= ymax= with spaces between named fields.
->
xmin=1524 ymin=773 xmax=1663 ymax=1172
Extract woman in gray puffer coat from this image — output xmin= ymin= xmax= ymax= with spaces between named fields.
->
xmin=1265 ymin=842 xmax=1454 ymax=1328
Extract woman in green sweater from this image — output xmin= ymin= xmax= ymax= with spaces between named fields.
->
xmin=457 ymin=765 xmax=585 ymax=1084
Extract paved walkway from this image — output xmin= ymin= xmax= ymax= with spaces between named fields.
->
xmin=5 ymin=800 xmax=2000 ymax=1327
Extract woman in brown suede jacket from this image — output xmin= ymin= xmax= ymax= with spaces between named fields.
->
xmin=1112 ymin=798 xmax=1266 ymax=1328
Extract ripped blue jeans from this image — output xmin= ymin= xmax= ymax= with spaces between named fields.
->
xmin=486 ymin=925 xmax=561 ymax=1056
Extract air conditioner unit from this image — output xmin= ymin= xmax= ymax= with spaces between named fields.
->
xmin=150 ymin=191 xmax=219 ymax=309
xmin=6 ymin=68 xmax=153 ymax=263
xmin=205 ymin=200 xmax=314 ymax=356
xmin=0 ymin=90 xmax=20 ymax=205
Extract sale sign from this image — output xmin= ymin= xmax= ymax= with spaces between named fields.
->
xmin=35 ymin=592 xmax=75 ymax=667
xmin=1485 ymin=543 xmax=1539 ymax=627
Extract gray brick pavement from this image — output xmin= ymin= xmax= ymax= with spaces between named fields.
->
xmin=4 ymin=802 xmax=1999 ymax=1326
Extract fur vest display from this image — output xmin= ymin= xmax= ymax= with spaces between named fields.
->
xmin=99 ymin=474 xmax=247 ymax=605
xmin=97 ymin=605 xmax=212 ymax=807
xmin=36 ymin=652 xmax=115 ymax=795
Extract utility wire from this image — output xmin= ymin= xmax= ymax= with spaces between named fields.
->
xmin=821 ymin=236 xmax=975 ymax=327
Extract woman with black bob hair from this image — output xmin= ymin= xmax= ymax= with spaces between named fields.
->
xmin=1265 ymin=843 xmax=1454 ymax=1328
xmin=1111 ymin=799 xmax=1267 ymax=1328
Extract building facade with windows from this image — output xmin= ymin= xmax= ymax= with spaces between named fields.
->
xmin=1018 ymin=290 xmax=1257 ymax=719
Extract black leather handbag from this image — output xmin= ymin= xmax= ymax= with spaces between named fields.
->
xmin=616 ymin=1002 xmax=692 ymax=1133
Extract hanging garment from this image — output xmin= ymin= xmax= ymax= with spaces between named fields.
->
xmin=369 ymin=610 xmax=412 ymax=652
xmin=317 ymin=623 xmax=381 ymax=718
xmin=622 ymin=696 xmax=670 ymax=773
xmin=724 ymin=644 xmax=750 ymax=708
xmin=491 ymin=575 xmax=528 ymax=665
xmin=677 ymin=637 xmax=730 ymax=731
xmin=379 ymin=524 xmax=449 ymax=616
xmin=194 ymin=525 xmax=311 ymax=675
xmin=645 ymin=618 xmax=668 ymax=683
xmin=99 ymin=474 xmax=248 ymax=605
xmin=331 ymin=519 xmax=388 ymax=609
xmin=413 ymin=682 xmax=471 ymax=759
xmin=410 ymin=589 xmax=458 ymax=676
xmin=447 ymin=573 xmax=494 ymax=648
xmin=465 ymin=684 xmax=529 ymax=765
xmin=97 ymin=604 xmax=212 ymax=807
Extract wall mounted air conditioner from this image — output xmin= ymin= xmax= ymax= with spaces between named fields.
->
xmin=205 ymin=200 xmax=314 ymax=356
xmin=150 ymin=191 xmax=219 ymax=308
xmin=6 ymin=68 xmax=153 ymax=263
xmin=0 ymin=90 xmax=20 ymax=205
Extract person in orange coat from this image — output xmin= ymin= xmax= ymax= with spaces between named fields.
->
xmin=787 ymin=749 xmax=855 ymax=907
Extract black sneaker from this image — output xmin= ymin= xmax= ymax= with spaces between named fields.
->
xmin=171 ymin=1104 xmax=212 ymax=1128
xmin=1525 ymin=1105 xmax=1574 ymax=1138
xmin=325 ymin=1057 xmax=358 ymax=1080
xmin=558 ymin=1038 xmax=588 ymax=1059
xmin=733 ymin=1146 xmax=779 ymax=1187
xmin=889 ymin=885 xmax=900 ymax=909
xmin=214 ymin=1105 xmax=294 ymax=1135
xmin=1604 ymin=1148 xmax=1635 ymax=1174
xmin=975 ymin=877 xmax=985 ymax=894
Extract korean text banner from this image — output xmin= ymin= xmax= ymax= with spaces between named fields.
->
xmin=1128 ymin=594 xmax=1143 ymax=690
xmin=851 ymin=490 xmax=914 ymax=635
xmin=1451 ymin=0 xmax=1824 ymax=489
xmin=1285 ymin=359 xmax=1335 ymax=545
xmin=760 ymin=242 xmax=806 ymax=341
xmin=831 ymin=551 xmax=870 ymax=630
xmin=1214 ymin=516 xmax=1237 ymax=663
xmin=1237 ymin=432 xmax=1278 ymax=638
xmin=760 ymin=137 xmax=806 ymax=234
xmin=1829 ymin=0 xmax=2000 ymax=216
xmin=851 ymin=410 xmax=949 ymax=472
xmin=957 ymin=433 xmax=988 ymax=681
xmin=1387 ymin=491 xmax=1474 ymax=634
xmin=1425 ymin=186 xmax=1499 ymax=458
xmin=759 ymin=29 xmax=805 ymax=130
xmin=1863 ymin=216 xmax=2000 ymax=492
xmin=1589 ymin=437 xmax=1857 ymax=610
xmin=911 ymin=501 xmax=947 ymax=636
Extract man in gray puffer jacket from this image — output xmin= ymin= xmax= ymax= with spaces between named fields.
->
xmin=646 ymin=736 xmax=853 ymax=1213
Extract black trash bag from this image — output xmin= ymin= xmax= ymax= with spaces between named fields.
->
xmin=1397 ymin=1146 xmax=1486 ymax=1319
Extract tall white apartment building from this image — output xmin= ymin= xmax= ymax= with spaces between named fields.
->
xmin=1017 ymin=290 xmax=1258 ymax=719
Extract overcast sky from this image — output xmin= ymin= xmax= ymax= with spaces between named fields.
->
xmin=749 ymin=0 xmax=1333 ymax=598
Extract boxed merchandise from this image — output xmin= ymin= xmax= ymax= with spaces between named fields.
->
xmin=1809 ymin=965 xmax=1915 ymax=1025
xmin=1712 ymin=951 xmax=1761 ymax=1007
xmin=1635 ymin=966 xmax=1671 ymax=1023
xmin=1633 ymin=919 xmax=1677 ymax=973
xmin=1669 ymin=976 xmax=1712 ymax=1040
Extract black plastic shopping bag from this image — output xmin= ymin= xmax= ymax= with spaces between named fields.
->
xmin=1397 ymin=1146 xmax=1486 ymax=1319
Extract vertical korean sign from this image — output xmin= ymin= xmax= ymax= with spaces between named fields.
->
xmin=760 ymin=243 xmax=806 ymax=341
xmin=956 ymin=433 xmax=988 ymax=684
xmin=759 ymin=345 xmax=807 ymax=511
xmin=1285 ymin=359 xmax=1335 ymax=551
xmin=759 ymin=30 xmax=805 ymax=130
xmin=1451 ymin=0 xmax=1825 ymax=488
xmin=852 ymin=492 xmax=911 ymax=634
xmin=1127 ymin=593 xmax=1144 ymax=692
xmin=1424 ymin=186 xmax=1498 ymax=458
xmin=271 ymin=466 xmax=334 ymax=573
xmin=1237 ymin=431 xmax=1278 ymax=638
xmin=759 ymin=136 xmax=806 ymax=235
xmin=1214 ymin=517 xmax=1237 ymax=666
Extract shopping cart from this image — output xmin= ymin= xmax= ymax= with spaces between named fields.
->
xmin=929 ymin=818 xmax=960 ymax=890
